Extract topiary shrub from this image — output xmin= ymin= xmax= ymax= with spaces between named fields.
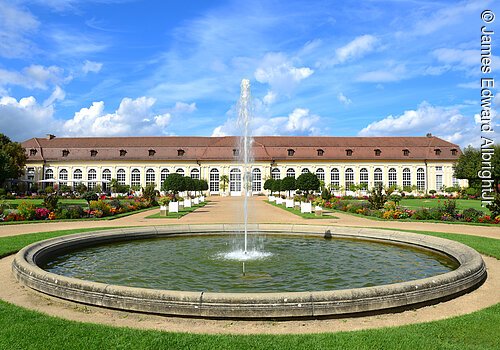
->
xmin=43 ymin=194 xmax=59 ymax=212
xmin=368 ymin=184 xmax=387 ymax=210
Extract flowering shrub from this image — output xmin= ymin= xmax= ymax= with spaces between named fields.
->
xmin=35 ymin=208 xmax=50 ymax=220
xmin=17 ymin=201 xmax=37 ymax=220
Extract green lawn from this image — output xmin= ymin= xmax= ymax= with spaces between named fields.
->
xmin=399 ymin=198 xmax=488 ymax=212
xmin=0 ymin=227 xmax=498 ymax=349
xmin=266 ymin=201 xmax=338 ymax=219
xmin=0 ymin=198 xmax=87 ymax=208
xmin=146 ymin=202 xmax=207 ymax=219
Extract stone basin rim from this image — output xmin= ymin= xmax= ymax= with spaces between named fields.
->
xmin=11 ymin=224 xmax=487 ymax=319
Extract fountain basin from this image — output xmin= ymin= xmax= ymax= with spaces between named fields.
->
xmin=12 ymin=225 xmax=486 ymax=319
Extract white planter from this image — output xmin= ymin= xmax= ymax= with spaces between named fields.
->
xmin=159 ymin=205 xmax=168 ymax=217
xmin=200 ymin=195 xmax=205 ymax=202
xmin=168 ymin=201 xmax=179 ymax=213
xmin=285 ymin=199 xmax=294 ymax=208
xmin=184 ymin=199 xmax=192 ymax=208
xmin=314 ymin=205 xmax=323 ymax=216
xmin=269 ymin=195 xmax=276 ymax=202
xmin=193 ymin=197 xmax=199 ymax=205
xmin=300 ymin=202 xmax=312 ymax=213
xmin=276 ymin=197 xmax=283 ymax=205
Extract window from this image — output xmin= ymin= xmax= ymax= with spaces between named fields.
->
xmin=435 ymin=166 xmax=443 ymax=172
xmin=190 ymin=168 xmax=200 ymax=179
xmin=434 ymin=149 xmax=441 ymax=156
xmin=451 ymin=149 xmax=458 ymax=156
xmin=388 ymin=168 xmax=397 ymax=187
xmin=346 ymin=149 xmax=353 ymax=156
xmin=117 ymin=169 xmax=126 ymax=185
xmin=233 ymin=149 xmax=239 ymax=157
xmin=102 ymin=169 xmax=111 ymax=191
xmin=287 ymin=149 xmax=295 ymax=156
xmin=403 ymin=168 xmax=411 ymax=188
xmin=131 ymin=169 xmax=141 ymax=187
xmin=148 ymin=149 xmax=155 ymax=157
xmin=252 ymin=168 xmax=262 ymax=192
xmin=88 ymin=169 xmax=97 ymax=190
xmin=359 ymin=168 xmax=368 ymax=188
xmin=27 ymin=167 xmax=35 ymax=181
xmin=403 ymin=149 xmax=410 ymax=156
xmin=271 ymin=168 xmax=281 ymax=180
xmin=316 ymin=168 xmax=325 ymax=182
xmin=146 ymin=168 xmax=155 ymax=186
xmin=176 ymin=168 xmax=185 ymax=176
xmin=286 ymin=168 xmax=296 ymax=178
xmin=417 ymin=168 xmax=425 ymax=190
xmin=452 ymin=176 xmax=459 ymax=186
xmin=59 ymin=169 xmax=68 ymax=186
xmin=177 ymin=149 xmax=185 ymax=156
xmin=90 ymin=150 xmax=98 ymax=157
xmin=73 ymin=169 xmax=83 ymax=188
xmin=45 ymin=168 xmax=54 ymax=179
xmin=209 ymin=169 xmax=219 ymax=192
xmin=374 ymin=168 xmax=383 ymax=187
xmin=374 ymin=149 xmax=381 ymax=156
xmin=229 ymin=168 xmax=241 ymax=192
xmin=120 ymin=149 xmax=127 ymax=157
xmin=345 ymin=168 xmax=354 ymax=190
xmin=436 ymin=174 xmax=443 ymax=191
xmin=330 ymin=168 xmax=340 ymax=187
xmin=62 ymin=149 xmax=70 ymax=157
xmin=317 ymin=149 xmax=324 ymax=156
xmin=29 ymin=149 xmax=37 ymax=156
xmin=160 ymin=169 xmax=169 ymax=183
xmin=301 ymin=168 xmax=310 ymax=174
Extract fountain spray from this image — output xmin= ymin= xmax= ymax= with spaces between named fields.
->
xmin=238 ymin=79 xmax=251 ymax=254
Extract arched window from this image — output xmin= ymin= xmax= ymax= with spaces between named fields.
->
xmin=388 ymin=168 xmax=397 ymax=187
xmin=131 ymin=168 xmax=141 ymax=187
xmin=359 ymin=168 xmax=368 ymax=189
xmin=330 ymin=168 xmax=339 ymax=187
xmin=116 ymin=169 xmax=126 ymax=185
xmin=315 ymin=168 xmax=325 ymax=182
xmin=88 ymin=169 xmax=97 ymax=190
xmin=345 ymin=168 xmax=354 ymax=190
xmin=58 ymin=169 xmax=68 ymax=186
xmin=190 ymin=168 xmax=200 ymax=179
xmin=252 ymin=168 xmax=262 ymax=192
xmin=417 ymin=168 xmax=425 ymax=190
xmin=176 ymin=168 xmax=185 ymax=176
xmin=301 ymin=168 xmax=310 ymax=174
xmin=209 ymin=168 xmax=219 ymax=192
xmin=286 ymin=168 xmax=296 ymax=178
xmin=374 ymin=168 xmax=383 ymax=187
xmin=102 ymin=169 xmax=111 ymax=191
xmin=45 ymin=168 xmax=54 ymax=179
xmin=230 ymin=168 xmax=242 ymax=192
xmin=160 ymin=169 xmax=169 ymax=184
xmin=271 ymin=168 xmax=281 ymax=180
xmin=403 ymin=168 xmax=411 ymax=188
xmin=73 ymin=169 xmax=83 ymax=189
xmin=146 ymin=168 xmax=155 ymax=186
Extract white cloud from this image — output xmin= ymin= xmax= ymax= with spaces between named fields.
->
xmin=43 ymin=86 xmax=66 ymax=107
xmin=263 ymin=91 xmax=277 ymax=105
xmin=82 ymin=60 xmax=103 ymax=74
xmin=62 ymin=97 xmax=173 ymax=136
xmin=49 ymin=30 xmax=108 ymax=56
xmin=254 ymin=52 xmax=313 ymax=97
xmin=337 ymin=92 xmax=352 ymax=106
xmin=0 ymin=1 xmax=40 ymax=58
xmin=172 ymin=101 xmax=197 ymax=113
xmin=334 ymin=35 xmax=378 ymax=64
xmin=357 ymin=64 xmax=406 ymax=83
xmin=432 ymin=48 xmax=476 ymax=67
xmin=0 ymin=64 xmax=68 ymax=90
xmin=212 ymin=108 xmax=321 ymax=137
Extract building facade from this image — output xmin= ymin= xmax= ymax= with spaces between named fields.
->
xmin=21 ymin=134 xmax=465 ymax=195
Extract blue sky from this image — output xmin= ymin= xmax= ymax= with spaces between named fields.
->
xmin=0 ymin=0 xmax=498 ymax=147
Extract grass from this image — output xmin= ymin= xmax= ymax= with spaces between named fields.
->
xmin=0 ymin=227 xmax=498 ymax=349
xmin=399 ymin=198 xmax=488 ymax=212
xmin=146 ymin=202 xmax=207 ymax=219
xmin=266 ymin=201 xmax=338 ymax=219
xmin=1 ymin=198 xmax=87 ymax=208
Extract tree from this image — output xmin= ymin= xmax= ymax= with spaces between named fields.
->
xmin=219 ymin=175 xmax=229 ymax=193
xmin=200 ymin=179 xmax=208 ymax=193
xmin=0 ymin=133 xmax=27 ymax=188
xmin=82 ymin=191 xmax=98 ymax=216
xmin=271 ymin=179 xmax=282 ymax=196
xmin=281 ymin=176 xmax=296 ymax=197
xmin=296 ymin=172 xmax=320 ymax=194
xmin=142 ymin=184 xmax=159 ymax=205
xmin=263 ymin=179 xmax=275 ymax=194
xmin=454 ymin=145 xmax=481 ymax=189
xmin=368 ymin=183 xmax=387 ymax=210
xmin=161 ymin=173 xmax=185 ymax=200
xmin=183 ymin=176 xmax=195 ymax=195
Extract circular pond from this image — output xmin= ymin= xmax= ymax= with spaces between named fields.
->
xmin=41 ymin=235 xmax=458 ymax=293
xmin=12 ymin=225 xmax=487 ymax=318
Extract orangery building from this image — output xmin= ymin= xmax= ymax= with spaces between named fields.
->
xmin=21 ymin=134 xmax=465 ymax=196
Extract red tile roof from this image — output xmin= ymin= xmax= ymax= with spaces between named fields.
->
xmin=22 ymin=136 xmax=461 ymax=162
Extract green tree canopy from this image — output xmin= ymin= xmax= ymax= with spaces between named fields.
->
xmin=161 ymin=173 xmax=185 ymax=199
xmin=263 ymin=179 xmax=275 ymax=193
xmin=271 ymin=179 xmax=282 ymax=194
xmin=296 ymin=172 xmax=320 ymax=194
xmin=0 ymin=133 xmax=27 ymax=187
xmin=281 ymin=176 xmax=296 ymax=197
xmin=454 ymin=146 xmax=481 ymax=188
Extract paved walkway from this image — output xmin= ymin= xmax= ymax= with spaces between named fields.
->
xmin=1 ymin=196 xmax=499 ymax=239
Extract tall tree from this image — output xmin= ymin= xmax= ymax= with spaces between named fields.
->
xmin=296 ymin=172 xmax=320 ymax=194
xmin=454 ymin=145 xmax=481 ymax=189
xmin=0 ymin=134 xmax=27 ymax=187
